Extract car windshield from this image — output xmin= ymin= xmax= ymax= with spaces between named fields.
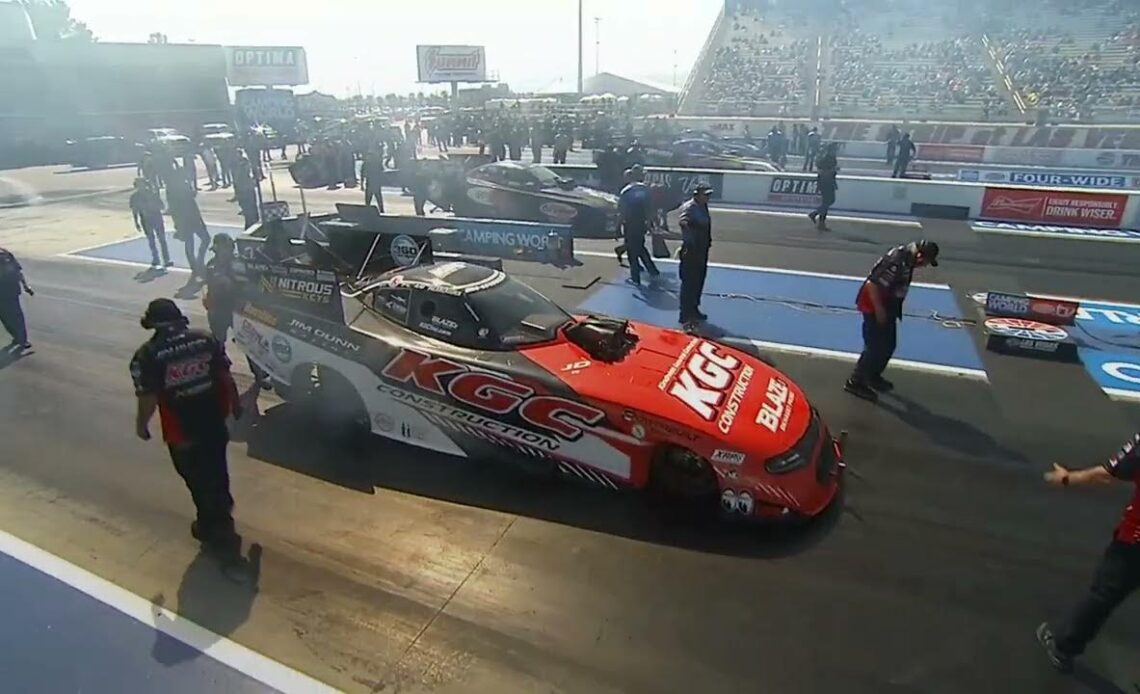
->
xmin=529 ymin=165 xmax=563 ymax=187
xmin=467 ymin=277 xmax=571 ymax=347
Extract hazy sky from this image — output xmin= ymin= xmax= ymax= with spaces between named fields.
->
xmin=64 ymin=0 xmax=721 ymax=96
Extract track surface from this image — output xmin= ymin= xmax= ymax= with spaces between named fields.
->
xmin=1 ymin=168 xmax=1139 ymax=693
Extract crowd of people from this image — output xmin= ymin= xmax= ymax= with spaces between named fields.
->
xmin=684 ymin=0 xmax=1140 ymax=122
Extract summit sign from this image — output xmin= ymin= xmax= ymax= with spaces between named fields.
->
xmin=225 ymin=46 xmax=309 ymax=87
xmin=416 ymin=45 xmax=487 ymax=83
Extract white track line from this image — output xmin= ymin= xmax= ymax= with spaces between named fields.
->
xmin=727 ymin=337 xmax=990 ymax=381
xmin=1102 ymin=387 xmax=1140 ymax=403
xmin=710 ymin=205 xmax=922 ymax=227
xmin=0 ymin=529 xmax=339 ymax=694
xmin=972 ymin=225 xmax=1140 ymax=244
xmin=572 ymin=250 xmax=950 ymax=289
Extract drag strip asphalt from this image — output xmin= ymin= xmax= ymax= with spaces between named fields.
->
xmin=1 ymin=251 xmax=1138 ymax=692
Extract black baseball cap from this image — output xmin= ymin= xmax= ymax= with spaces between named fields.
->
xmin=916 ymin=240 xmax=940 ymax=266
xmin=693 ymin=183 xmax=715 ymax=195
xmin=141 ymin=298 xmax=186 ymax=329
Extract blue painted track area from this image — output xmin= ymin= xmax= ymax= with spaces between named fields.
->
xmin=73 ymin=225 xmax=239 ymax=271
xmin=578 ymin=260 xmax=984 ymax=373
xmin=0 ymin=550 xmax=273 ymax=693
xmin=1068 ymin=299 xmax=1140 ymax=397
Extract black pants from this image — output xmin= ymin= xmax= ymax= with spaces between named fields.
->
xmin=142 ymin=214 xmax=171 ymax=264
xmin=169 ymin=436 xmax=236 ymax=549
xmin=814 ymin=188 xmax=835 ymax=225
xmin=623 ymin=228 xmax=658 ymax=284
xmin=678 ymin=246 xmax=709 ymax=322
xmin=0 ymin=294 xmax=27 ymax=345
xmin=1056 ymin=539 xmax=1140 ymax=656
xmin=893 ymin=157 xmax=911 ymax=178
xmin=886 ymin=142 xmax=897 ymax=164
xmin=364 ymin=186 xmax=385 ymax=213
xmin=181 ymin=225 xmax=209 ymax=276
xmin=853 ymin=313 xmax=897 ymax=382
xmin=802 ymin=151 xmax=817 ymax=171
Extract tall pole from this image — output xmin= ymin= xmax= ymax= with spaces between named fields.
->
xmin=594 ymin=17 xmax=600 ymax=75
xmin=577 ymin=0 xmax=583 ymax=94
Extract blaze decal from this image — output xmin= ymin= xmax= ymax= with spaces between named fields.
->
xmin=381 ymin=349 xmax=606 ymax=444
xmin=756 ymin=377 xmax=795 ymax=433
xmin=667 ymin=341 xmax=749 ymax=423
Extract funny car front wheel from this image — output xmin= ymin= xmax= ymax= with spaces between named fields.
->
xmin=648 ymin=445 xmax=719 ymax=502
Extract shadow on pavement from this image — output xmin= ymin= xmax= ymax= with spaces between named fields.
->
xmin=878 ymin=392 xmax=1029 ymax=465
xmin=0 ymin=345 xmax=32 ymax=370
xmin=236 ymin=399 xmax=842 ymax=560
xmin=149 ymin=542 xmax=262 ymax=666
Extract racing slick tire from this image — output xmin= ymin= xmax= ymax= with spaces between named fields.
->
xmin=280 ymin=363 xmax=371 ymax=453
xmin=647 ymin=445 xmax=719 ymax=514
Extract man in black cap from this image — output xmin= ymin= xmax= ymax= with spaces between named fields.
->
xmin=130 ymin=298 xmax=243 ymax=557
xmin=616 ymin=164 xmax=659 ymax=285
xmin=846 ymin=240 xmax=940 ymax=401
xmin=677 ymin=183 xmax=715 ymax=330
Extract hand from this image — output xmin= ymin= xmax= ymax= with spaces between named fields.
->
xmin=136 ymin=423 xmax=151 ymax=441
xmin=1044 ymin=463 xmax=1070 ymax=486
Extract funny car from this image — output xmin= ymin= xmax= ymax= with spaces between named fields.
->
xmin=231 ymin=241 xmax=843 ymax=521
xmin=422 ymin=159 xmax=620 ymax=239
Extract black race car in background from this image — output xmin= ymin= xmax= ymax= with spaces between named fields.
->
xmin=619 ymin=138 xmax=781 ymax=172
xmin=420 ymin=159 xmax=620 ymax=239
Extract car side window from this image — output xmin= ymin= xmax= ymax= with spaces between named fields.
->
xmin=471 ymin=166 xmax=505 ymax=185
xmin=372 ymin=287 xmax=411 ymax=325
xmin=408 ymin=292 xmax=482 ymax=348
xmin=503 ymin=168 xmax=535 ymax=188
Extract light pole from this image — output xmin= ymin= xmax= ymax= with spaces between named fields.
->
xmin=577 ymin=0 xmax=584 ymax=94
xmin=594 ymin=16 xmax=601 ymax=75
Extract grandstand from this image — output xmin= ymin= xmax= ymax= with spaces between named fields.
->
xmin=677 ymin=0 xmax=1140 ymax=124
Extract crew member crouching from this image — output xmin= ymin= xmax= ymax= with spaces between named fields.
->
xmin=846 ymin=240 xmax=939 ymax=401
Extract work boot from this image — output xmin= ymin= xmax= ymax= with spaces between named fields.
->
xmin=844 ymin=378 xmax=878 ymax=402
xmin=808 ymin=211 xmax=818 ymax=224
xmin=1036 ymin=623 xmax=1074 ymax=674
xmin=869 ymin=376 xmax=895 ymax=393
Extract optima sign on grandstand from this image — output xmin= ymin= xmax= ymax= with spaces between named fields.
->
xmin=224 ymin=46 xmax=309 ymax=87
xmin=416 ymin=45 xmax=487 ymax=83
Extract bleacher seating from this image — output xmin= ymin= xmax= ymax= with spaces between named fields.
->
xmin=678 ymin=0 xmax=1140 ymax=124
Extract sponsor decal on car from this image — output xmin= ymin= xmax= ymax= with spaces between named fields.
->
xmin=631 ymin=424 xmax=646 ymax=440
xmin=239 ymin=301 xmax=278 ymax=327
xmin=380 ymin=349 xmax=606 ymax=451
xmin=539 ymin=201 xmax=579 ymax=222
xmin=719 ymin=489 xmax=755 ymax=515
xmin=373 ymin=413 xmax=395 ymax=432
xmin=260 ymin=274 xmax=336 ymax=304
xmin=236 ymin=319 xmax=271 ymax=360
xmin=287 ymin=318 xmax=361 ymax=353
xmin=466 ymin=186 xmax=496 ymax=206
xmin=664 ymin=340 xmax=755 ymax=434
xmin=390 ymin=234 xmax=421 ymax=267
xmin=711 ymin=449 xmax=746 ymax=465
xmin=755 ymin=377 xmax=795 ymax=433
xmin=271 ymin=335 xmax=292 ymax=363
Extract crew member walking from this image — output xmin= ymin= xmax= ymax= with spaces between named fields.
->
xmin=1037 ymin=438 xmax=1140 ymax=673
xmin=678 ymin=183 xmax=714 ymax=330
xmin=845 ymin=240 xmax=940 ymax=401
xmin=360 ymin=146 xmax=386 ymax=213
xmin=809 ymin=142 xmax=839 ymax=231
xmin=802 ymin=126 xmax=820 ymax=172
xmin=130 ymin=298 xmax=243 ymax=558
xmin=129 ymin=178 xmax=172 ymax=268
xmin=618 ymin=165 xmax=659 ymax=286
xmin=892 ymin=132 xmax=916 ymax=178
xmin=0 ymin=247 xmax=32 ymax=350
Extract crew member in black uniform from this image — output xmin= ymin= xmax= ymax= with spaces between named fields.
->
xmin=203 ymin=234 xmax=269 ymax=388
xmin=1038 ymin=436 xmax=1140 ymax=673
xmin=809 ymin=142 xmax=839 ymax=231
xmin=677 ymin=183 xmax=714 ymax=330
xmin=617 ymin=164 xmax=659 ymax=286
xmin=846 ymin=240 xmax=940 ymax=401
xmin=892 ymin=132 xmax=916 ymax=178
xmin=0 ymin=247 xmax=32 ymax=350
xmin=131 ymin=298 xmax=243 ymax=556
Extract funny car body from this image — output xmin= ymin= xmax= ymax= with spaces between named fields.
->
xmin=232 ymin=259 xmax=844 ymax=521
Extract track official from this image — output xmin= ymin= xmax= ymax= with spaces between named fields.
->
xmin=131 ymin=299 xmax=243 ymax=557
xmin=678 ymin=183 xmax=714 ymax=329
xmin=846 ymin=240 xmax=940 ymax=401
xmin=617 ymin=165 xmax=659 ymax=286
xmin=0 ymin=247 xmax=33 ymax=350
xmin=1037 ymin=438 xmax=1140 ymax=673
